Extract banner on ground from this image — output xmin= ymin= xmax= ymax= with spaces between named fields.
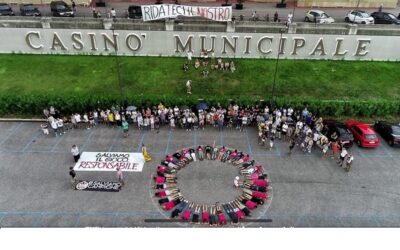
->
xmin=74 ymin=152 xmax=145 ymax=172
xmin=141 ymin=4 xmax=232 ymax=22
xmin=75 ymin=180 xmax=121 ymax=192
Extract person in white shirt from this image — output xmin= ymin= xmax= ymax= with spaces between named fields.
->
xmin=57 ymin=118 xmax=64 ymax=135
xmin=75 ymin=113 xmax=81 ymax=128
xmin=51 ymin=120 xmax=58 ymax=136
xmin=345 ymin=154 xmax=354 ymax=172
xmin=137 ymin=114 xmax=143 ymax=130
xmin=338 ymin=146 xmax=348 ymax=167
xmin=234 ymin=176 xmax=240 ymax=188
xmin=71 ymin=145 xmax=80 ymax=162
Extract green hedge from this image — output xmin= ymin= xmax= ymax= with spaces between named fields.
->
xmin=0 ymin=93 xmax=399 ymax=118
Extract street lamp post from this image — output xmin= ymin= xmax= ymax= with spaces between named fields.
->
xmin=111 ymin=23 xmax=125 ymax=106
xmin=270 ymin=28 xmax=287 ymax=110
xmin=352 ymin=0 xmax=361 ymax=24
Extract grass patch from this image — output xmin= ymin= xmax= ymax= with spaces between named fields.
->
xmin=0 ymin=54 xmax=399 ymax=100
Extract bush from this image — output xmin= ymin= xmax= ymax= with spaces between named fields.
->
xmin=0 ymin=93 xmax=399 ymax=119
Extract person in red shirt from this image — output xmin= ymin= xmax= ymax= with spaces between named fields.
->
xmin=155 ymin=188 xmax=179 ymax=198
xmin=216 ymin=203 xmax=227 ymax=225
xmin=201 ymin=204 xmax=209 ymax=224
xmin=197 ymin=146 xmax=204 ymax=161
xmin=331 ymin=140 xmax=339 ymax=159
xmin=217 ymin=146 xmax=226 ymax=160
xmin=181 ymin=202 xmax=193 ymax=221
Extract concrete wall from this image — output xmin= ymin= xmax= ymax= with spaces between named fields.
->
xmin=297 ymin=0 xmax=398 ymax=8
xmin=1 ymin=17 xmax=400 ymax=61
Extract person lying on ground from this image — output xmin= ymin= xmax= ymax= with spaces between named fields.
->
xmin=215 ymin=202 xmax=227 ymax=225
xmin=153 ymin=176 xmax=177 ymax=184
xmin=242 ymin=183 xmax=267 ymax=192
xmin=157 ymin=165 xmax=176 ymax=174
xmin=197 ymin=146 xmax=204 ymax=161
xmin=236 ymin=195 xmax=258 ymax=209
xmin=192 ymin=204 xmax=201 ymax=223
xmin=228 ymin=150 xmax=238 ymax=163
xmin=208 ymin=205 xmax=217 ymax=226
xmin=217 ymin=146 xmax=226 ymax=160
xmin=212 ymin=146 xmax=219 ymax=160
xmin=233 ymin=154 xmax=250 ymax=166
xmin=205 ymin=145 xmax=213 ymax=160
xmin=161 ymin=160 xmax=181 ymax=171
xmin=243 ymin=179 xmax=269 ymax=187
xmin=189 ymin=148 xmax=197 ymax=161
xmin=158 ymin=193 xmax=182 ymax=205
xmin=171 ymin=200 xmax=189 ymax=218
xmin=181 ymin=202 xmax=193 ymax=221
xmin=243 ymin=188 xmax=268 ymax=200
xmin=229 ymin=202 xmax=245 ymax=221
xmin=221 ymin=149 xmax=232 ymax=162
xmin=201 ymin=204 xmax=209 ymax=224
xmin=223 ymin=203 xmax=238 ymax=224
xmin=233 ymin=200 xmax=251 ymax=217
xmin=155 ymin=188 xmax=180 ymax=198
xmin=156 ymin=172 xmax=177 ymax=178
xmin=239 ymin=160 xmax=255 ymax=170
xmin=154 ymin=183 xmax=177 ymax=190
xmin=162 ymin=197 xmax=184 ymax=211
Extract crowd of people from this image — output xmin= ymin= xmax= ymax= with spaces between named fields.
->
xmin=154 ymin=145 xmax=269 ymax=225
xmin=183 ymin=50 xmax=236 ymax=78
xmin=44 ymin=102 xmax=354 ymax=172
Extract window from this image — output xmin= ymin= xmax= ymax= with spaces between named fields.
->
xmin=365 ymin=134 xmax=376 ymax=140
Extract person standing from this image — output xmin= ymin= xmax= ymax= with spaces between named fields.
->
xmin=186 ymin=80 xmax=192 ymax=94
xmin=187 ymin=51 xmax=193 ymax=65
xmin=345 ymin=154 xmax=354 ymax=172
xmin=274 ymin=11 xmax=279 ymax=22
xmin=337 ymin=146 xmax=347 ymax=167
xmin=110 ymin=8 xmax=116 ymax=19
xmin=141 ymin=144 xmax=152 ymax=162
xmin=122 ymin=118 xmax=129 ymax=137
xmin=71 ymin=0 xmax=76 ymax=14
xmin=116 ymin=167 xmax=124 ymax=187
xmin=288 ymin=138 xmax=295 ymax=156
xmin=71 ymin=145 xmax=80 ymax=163
xmin=287 ymin=12 xmax=293 ymax=24
xmin=69 ymin=166 xmax=77 ymax=189
xmin=331 ymin=140 xmax=339 ymax=159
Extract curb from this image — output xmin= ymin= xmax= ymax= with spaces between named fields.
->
xmin=0 ymin=118 xmax=46 ymax=122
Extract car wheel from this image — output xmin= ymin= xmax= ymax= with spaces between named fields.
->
xmin=388 ymin=140 xmax=394 ymax=147
xmin=356 ymin=140 xmax=361 ymax=147
xmin=305 ymin=17 xmax=309 ymax=22
xmin=345 ymin=17 xmax=350 ymax=22
xmin=361 ymin=21 xmax=366 ymax=24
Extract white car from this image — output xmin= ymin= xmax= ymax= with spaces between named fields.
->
xmin=345 ymin=10 xmax=374 ymax=24
xmin=304 ymin=10 xmax=335 ymax=24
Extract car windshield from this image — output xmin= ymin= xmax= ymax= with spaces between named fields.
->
xmin=321 ymin=13 xmax=330 ymax=18
xmin=365 ymin=134 xmax=376 ymax=140
xmin=391 ymin=126 xmax=400 ymax=135
xmin=337 ymin=126 xmax=350 ymax=135
xmin=359 ymin=12 xmax=369 ymax=18
xmin=56 ymin=4 xmax=67 ymax=10
xmin=23 ymin=5 xmax=35 ymax=10
xmin=0 ymin=5 xmax=11 ymax=10
xmin=388 ymin=13 xmax=397 ymax=19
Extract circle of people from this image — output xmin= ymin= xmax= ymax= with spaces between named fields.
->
xmin=153 ymin=145 xmax=269 ymax=225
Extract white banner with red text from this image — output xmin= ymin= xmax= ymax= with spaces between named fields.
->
xmin=74 ymin=152 xmax=145 ymax=172
xmin=141 ymin=4 xmax=232 ymax=22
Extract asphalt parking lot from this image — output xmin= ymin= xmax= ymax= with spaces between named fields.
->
xmin=0 ymin=121 xmax=399 ymax=227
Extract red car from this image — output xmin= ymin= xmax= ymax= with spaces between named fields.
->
xmin=345 ymin=121 xmax=379 ymax=148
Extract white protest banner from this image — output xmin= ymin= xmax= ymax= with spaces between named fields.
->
xmin=141 ymin=4 xmax=232 ymax=22
xmin=74 ymin=152 xmax=145 ymax=172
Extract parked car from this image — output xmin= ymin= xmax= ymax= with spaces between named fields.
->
xmin=345 ymin=10 xmax=374 ymax=24
xmin=50 ymin=1 xmax=74 ymax=17
xmin=323 ymin=120 xmax=354 ymax=148
xmin=0 ymin=3 xmax=15 ymax=16
xmin=304 ymin=10 xmax=335 ymax=24
xmin=128 ymin=5 xmax=142 ymax=19
xmin=345 ymin=121 xmax=379 ymax=148
xmin=370 ymin=11 xmax=400 ymax=24
xmin=374 ymin=121 xmax=400 ymax=147
xmin=20 ymin=4 xmax=41 ymax=16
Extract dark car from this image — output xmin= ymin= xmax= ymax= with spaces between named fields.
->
xmin=0 ymin=3 xmax=15 ymax=16
xmin=50 ymin=1 xmax=74 ymax=17
xmin=370 ymin=11 xmax=400 ymax=24
xmin=128 ymin=5 xmax=142 ymax=19
xmin=323 ymin=119 xmax=354 ymax=148
xmin=374 ymin=121 xmax=400 ymax=147
xmin=20 ymin=4 xmax=41 ymax=16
